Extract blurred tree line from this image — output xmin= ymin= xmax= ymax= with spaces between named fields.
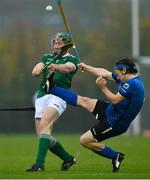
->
xmin=0 ymin=0 xmax=150 ymax=133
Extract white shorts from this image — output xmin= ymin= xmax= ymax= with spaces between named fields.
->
xmin=35 ymin=94 xmax=67 ymax=119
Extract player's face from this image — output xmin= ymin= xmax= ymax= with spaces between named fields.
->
xmin=115 ymin=69 xmax=126 ymax=82
xmin=52 ymin=39 xmax=65 ymax=54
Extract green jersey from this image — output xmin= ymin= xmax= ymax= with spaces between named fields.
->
xmin=37 ymin=53 xmax=78 ymax=98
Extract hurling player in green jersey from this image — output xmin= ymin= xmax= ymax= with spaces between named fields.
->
xmin=26 ymin=32 xmax=78 ymax=172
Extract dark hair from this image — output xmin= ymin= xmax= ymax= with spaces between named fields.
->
xmin=115 ymin=57 xmax=138 ymax=74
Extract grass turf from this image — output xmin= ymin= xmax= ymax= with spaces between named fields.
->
xmin=0 ymin=134 xmax=150 ymax=179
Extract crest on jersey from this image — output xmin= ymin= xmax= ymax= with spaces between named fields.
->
xmin=123 ymin=83 xmax=129 ymax=89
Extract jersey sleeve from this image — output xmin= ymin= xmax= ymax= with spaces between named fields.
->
xmin=38 ymin=54 xmax=47 ymax=64
xmin=119 ymin=81 xmax=132 ymax=97
xmin=67 ymin=55 xmax=78 ymax=70
xmin=38 ymin=54 xmax=53 ymax=64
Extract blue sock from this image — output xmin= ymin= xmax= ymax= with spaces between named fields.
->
xmin=93 ymin=146 xmax=118 ymax=159
xmin=50 ymin=87 xmax=78 ymax=106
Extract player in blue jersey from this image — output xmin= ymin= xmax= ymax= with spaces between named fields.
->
xmin=48 ymin=57 xmax=145 ymax=172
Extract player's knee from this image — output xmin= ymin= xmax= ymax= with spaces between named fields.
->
xmin=78 ymin=96 xmax=93 ymax=112
xmin=80 ymin=135 xmax=88 ymax=147
xmin=39 ymin=120 xmax=47 ymax=132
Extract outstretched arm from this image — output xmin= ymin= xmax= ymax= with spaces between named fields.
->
xmin=78 ymin=63 xmax=113 ymax=80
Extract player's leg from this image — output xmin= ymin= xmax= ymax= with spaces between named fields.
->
xmin=80 ymin=130 xmax=104 ymax=149
xmin=80 ymin=130 xmax=119 ymax=160
xmin=35 ymin=118 xmax=41 ymax=136
xmin=26 ymin=107 xmax=58 ymax=172
xmin=50 ymin=86 xmax=97 ymax=112
xmin=44 ymin=110 xmax=75 ymax=171
xmin=80 ymin=130 xmax=125 ymax=172
xmin=34 ymin=96 xmax=47 ymax=136
xmin=35 ymin=107 xmax=59 ymax=167
xmin=77 ymin=96 xmax=97 ymax=112
xmin=45 ymin=95 xmax=76 ymax=171
xmin=80 ymin=129 xmax=121 ymax=156
xmin=35 ymin=117 xmax=53 ymax=136
xmin=26 ymin=95 xmax=75 ymax=172
xmin=80 ymin=100 xmax=125 ymax=172
xmin=34 ymin=95 xmax=57 ymax=136
xmin=50 ymin=87 xmax=78 ymax=105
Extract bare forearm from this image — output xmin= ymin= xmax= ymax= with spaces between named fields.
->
xmin=54 ymin=64 xmax=75 ymax=74
xmin=100 ymin=86 xmax=117 ymax=104
xmin=84 ymin=64 xmax=112 ymax=79
xmin=96 ymin=76 xmax=124 ymax=104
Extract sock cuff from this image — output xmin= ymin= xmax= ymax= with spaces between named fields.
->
xmin=40 ymin=134 xmax=57 ymax=148
xmin=40 ymin=134 xmax=51 ymax=140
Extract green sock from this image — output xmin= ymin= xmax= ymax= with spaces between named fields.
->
xmin=49 ymin=141 xmax=73 ymax=162
xmin=35 ymin=134 xmax=50 ymax=165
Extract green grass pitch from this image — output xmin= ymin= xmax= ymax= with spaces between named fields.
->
xmin=0 ymin=134 xmax=150 ymax=179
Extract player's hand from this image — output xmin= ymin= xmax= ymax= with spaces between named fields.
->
xmin=48 ymin=64 xmax=56 ymax=72
xmin=78 ymin=63 xmax=87 ymax=72
xmin=32 ymin=63 xmax=44 ymax=76
xmin=96 ymin=76 xmax=107 ymax=89
xmin=35 ymin=67 xmax=43 ymax=74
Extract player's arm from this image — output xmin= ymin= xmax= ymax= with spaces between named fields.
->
xmin=32 ymin=63 xmax=44 ymax=77
xmin=48 ymin=62 xmax=76 ymax=74
xmin=78 ymin=63 xmax=113 ymax=80
xmin=96 ymin=76 xmax=125 ymax=104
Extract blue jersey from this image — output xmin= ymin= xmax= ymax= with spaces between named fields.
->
xmin=106 ymin=73 xmax=145 ymax=132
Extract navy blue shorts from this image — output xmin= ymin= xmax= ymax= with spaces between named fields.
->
xmin=90 ymin=100 xmax=122 ymax=142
